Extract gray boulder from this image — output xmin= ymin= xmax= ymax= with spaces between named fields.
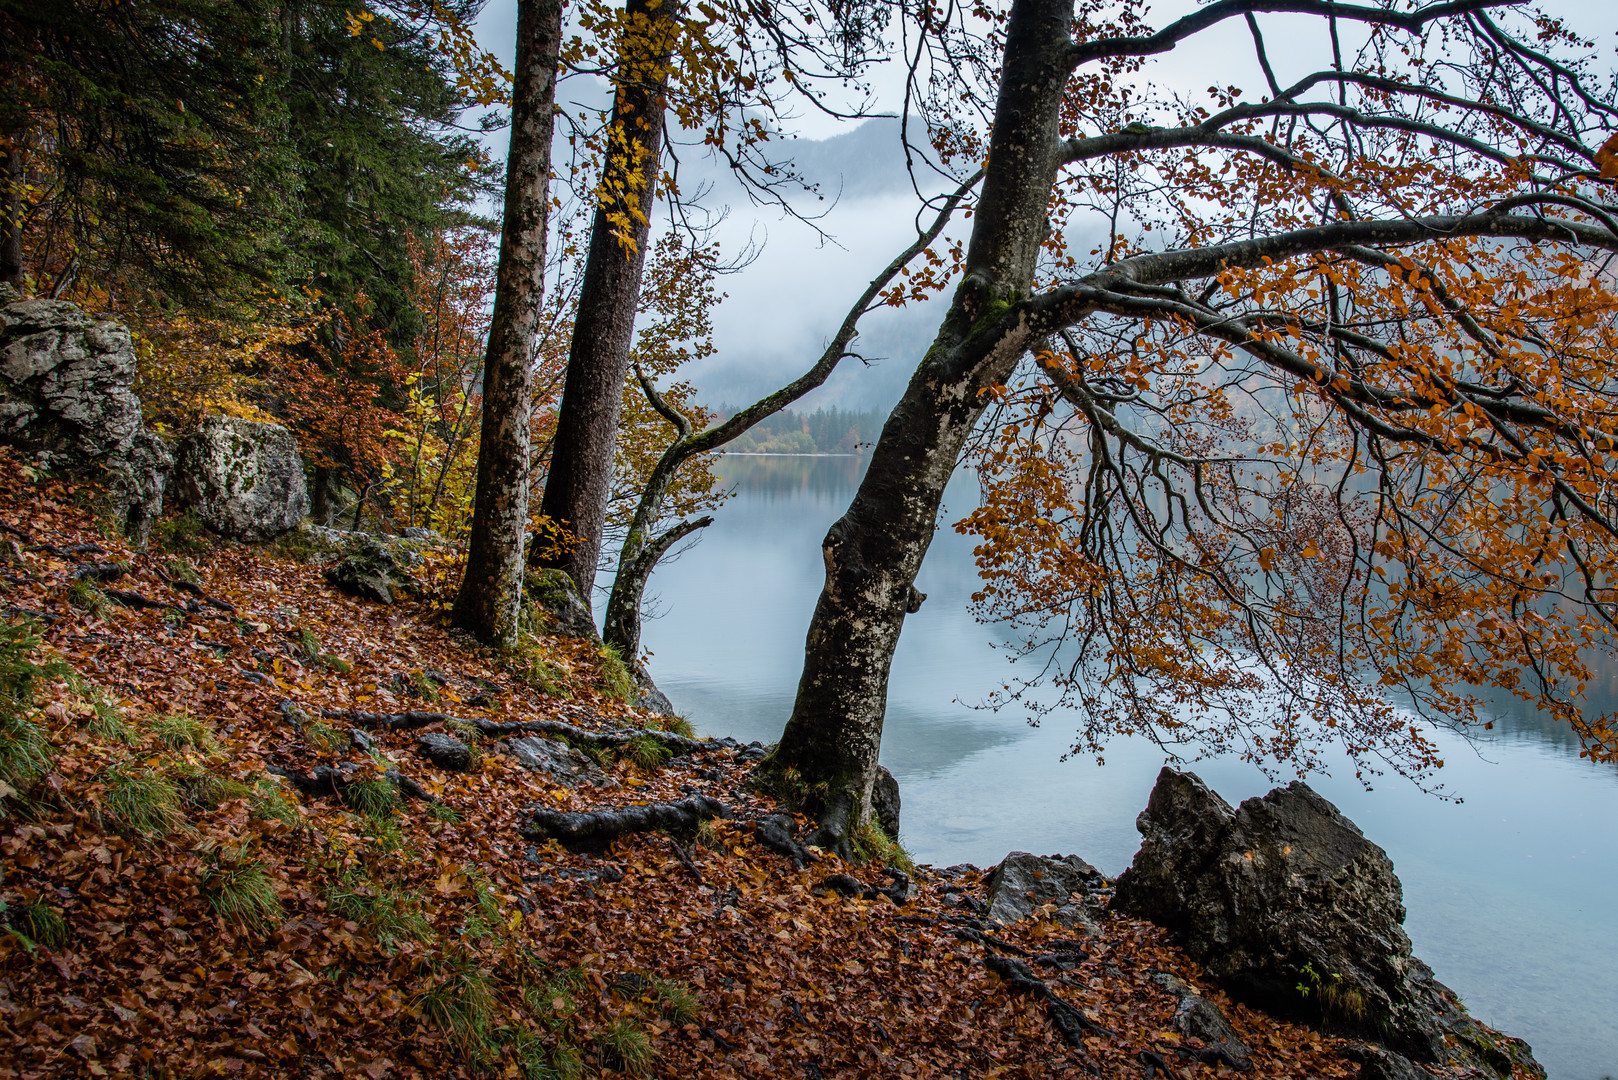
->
xmin=871 ymin=765 xmax=901 ymax=840
xmin=984 ymin=851 xmax=1108 ymax=932
xmin=1112 ymin=768 xmax=1542 ymax=1078
xmin=523 ymin=568 xmax=598 ymax=639
xmin=501 ymin=735 xmax=610 ymax=788
xmin=174 ymin=416 xmax=309 ymax=541
xmin=0 ymin=298 xmax=172 ymax=541
xmin=417 ymin=732 xmax=474 ymax=772
xmin=324 ymin=537 xmax=418 ymax=604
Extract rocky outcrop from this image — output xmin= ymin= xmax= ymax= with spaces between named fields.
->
xmin=523 ymin=568 xmax=598 ymax=639
xmin=323 ymin=537 xmax=419 ymax=604
xmin=0 ymin=297 xmax=171 ymax=541
xmin=871 ymin=765 xmax=901 ymax=840
xmin=500 ymin=735 xmax=610 ymax=789
xmin=984 ymin=851 xmax=1108 ymax=932
xmin=1112 ymin=768 xmax=1542 ymax=1079
xmin=417 ymin=732 xmax=474 ymax=772
xmin=174 ymin=416 xmax=309 ymax=541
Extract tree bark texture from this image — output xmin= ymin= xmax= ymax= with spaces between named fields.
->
xmin=534 ymin=0 xmax=677 ymax=606
xmin=450 ymin=0 xmax=564 ymax=647
xmin=758 ymin=0 xmax=1079 ymax=854
xmin=1 ymin=142 xmax=22 ymax=287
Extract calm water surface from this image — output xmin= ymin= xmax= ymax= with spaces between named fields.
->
xmin=637 ymin=454 xmax=1618 ymax=1080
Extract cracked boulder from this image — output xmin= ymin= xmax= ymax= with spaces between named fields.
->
xmin=984 ymin=851 xmax=1108 ymax=932
xmin=174 ymin=416 xmax=309 ymax=541
xmin=501 ymin=736 xmax=609 ymax=789
xmin=324 ymin=537 xmax=419 ymax=604
xmin=1112 ymin=768 xmax=1542 ymax=1078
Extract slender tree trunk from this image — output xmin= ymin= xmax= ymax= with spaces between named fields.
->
xmin=534 ymin=0 xmax=677 ymax=606
xmin=451 ymin=0 xmax=564 ymax=647
xmin=1 ymin=140 xmax=23 ymax=288
xmin=310 ymin=464 xmax=341 ymax=527
xmin=756 ymin=0 xmax=1078 ymax=855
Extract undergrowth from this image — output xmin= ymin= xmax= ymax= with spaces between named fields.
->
xmin=598 ymin=643 xmax=636 ymax=704
xmin=100 ymin=765 xmax=186 ymax=837
xmin=852 ymin=820 xmax=916 ymax=875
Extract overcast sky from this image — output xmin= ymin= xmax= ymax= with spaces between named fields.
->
xmin=467 ymin=0 xmax=1618 ymax=412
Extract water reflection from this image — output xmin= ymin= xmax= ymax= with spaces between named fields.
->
xmin=640 ymin=453 xmax=1618 ymax=1080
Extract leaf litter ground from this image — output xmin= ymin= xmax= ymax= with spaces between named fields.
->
xmin=0 ymin=449 xmax=1363 ymax=1079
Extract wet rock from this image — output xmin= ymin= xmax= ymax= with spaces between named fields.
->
xmin=1351 ymin=1046 xmax=1427 ymax=1080
xmin=324 ymin=538 xmax=417 ymax=604
xmin=984 ymin=851 xmax=1108 ymax=932
xmin=1112 ymin=768 xmax=1543 ymax=1078
xmin=523 ymin=568 xmax=598 ymax=639
xmin=631 ymin=663 xmax=676 ymax=717
xmin=501 ymin=735 xmax=608 ymax=788
xmin=1151 ymin=972 xmax=1252 ymax=1070
xmin=174 ymin=416 xmax=309 ymax=541
xmin=0 ymin=298 xmax=172 ymax=542
xmin=871 ymin=764 xmax=901 ymax=839
xmin=417 ymin=732 xmax=473 ymax=772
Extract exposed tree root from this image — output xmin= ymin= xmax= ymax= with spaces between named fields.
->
xmin=985 ymin=952 xmax=1116 ymax=1051
xmin=328 ymin=708 xmax=704 ymax=755
xmin=266 ymin=761 xmax=436 ymax=803
xmin=520 ymin=795 xmax=731 ymax=853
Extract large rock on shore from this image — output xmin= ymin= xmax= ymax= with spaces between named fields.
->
xmin=0 ymin=296 xmax=171 ymax=541
xmin=1112 ymin=768 xmax=1541 ymax=1079
xmin=174 ymin=416 xmax=309 ymax=541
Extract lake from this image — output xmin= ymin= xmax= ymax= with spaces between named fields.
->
xmin=636 ymin=453 xmax=1618 ymax=1080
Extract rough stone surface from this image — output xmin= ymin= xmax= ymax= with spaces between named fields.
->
xmin=1113 ymin=768 xmax=1543 ymax=1079
xmin=631 ymin=664 xmax=676 ymax=717
xmin=1352 ymin=1047 xmax=1428 ymax=1080
xmin=501 ymin=735 xmax=609 ymax=788
xmin=871 ymin=765 xmax=901 ymax=839
xmin=1150 ymin=973 xmax=1252 ymax=1068
xmin=417 ymin=732 xmax=473 ymax=772
xmin=524 ymin=568 xmax=598 ymax=639
xmin=0 ymin=298 xmax=173 ymax=540
xmin=174 ymin=416 xmax=309 ymax=541
xmin=984 ymin=851 xmax=1108 ymax=932
xmin=324 ymin=538 xmax=418 ymax=604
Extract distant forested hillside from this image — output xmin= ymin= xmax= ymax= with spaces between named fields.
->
xmin=716 ymin=406 xmax=887 ymax=454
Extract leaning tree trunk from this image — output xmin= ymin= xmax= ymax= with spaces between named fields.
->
xmin=756 ymin=0 xmax=1078 ymax=855
xmin=534 ymin=0 xmax=677 ymax=606
xmin=450 ymin=0 xmax=564 ymax=647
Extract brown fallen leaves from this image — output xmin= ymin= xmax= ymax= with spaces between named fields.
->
xmin=0 ymin=448 xmax=1361 ymax=1079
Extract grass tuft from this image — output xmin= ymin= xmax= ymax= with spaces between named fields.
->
xmin=345 ymin=776 xmax=400 ymax=818
xmin=852 ymin=819 xmax=916 ymax=875
xmin=658 ymin=714 xmax=697 ymax=740
xmin=249 ymin=779 xmax=302 ymax=826
xmin=619 ymin=735 xmax=670 ymax=772
xmin=428 ymin=802 xmax=463 ymax=823
xmin=201 ymin=850 xmax=284 ymax=929
xmin=85 ymin=691 xmax=133 ymax=742
xmin=169 ymin=761 xmax=253 ymax=810
xmin=650 ymin=976 xmax=699 ymax=1025
xmin=102 ymin=766 xmax=185 ymax=837
xmin=151 ymin=510 xmax=211 ymax=555
xmin=597 ymin=643 xmax=636 ymax=704
xmin=326 ymin=874 xmax=435 ymax=949
xmin=151 ymin=711 xmax=217 ymax=754
xmin=597 ymin=1017 xmax=655 ymax=1076
xmin=11 ymin=902 xmax=68 ymax=949
xmin=419 ymin=952 xmax=497 ymax=1057
xmin=444 ymin=719 xmax=482 ymax=744
xmin=507 ymin=632 xmax=569 ymax=698
xmin=303 ymin=721 xmax=349 ymax=755
xmin=67 ymin=580 xmax=108 ymax=616
xmin=0 ymin=715 xmax=53 ymax=806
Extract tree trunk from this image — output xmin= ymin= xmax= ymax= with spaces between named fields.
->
xmin=1 ymin=140 xmax=23 ymax=288
xmin=533 ymin=0 xmax=677 ymax=606
xmin=756 ymin=0 xmax=1078 ymax=855
xmin=309 ymin=464 xmax=341 ymax=527
xmin=450 ymin=0 xmax=564 ymax=647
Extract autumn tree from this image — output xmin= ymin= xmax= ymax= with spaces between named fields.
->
xmin=756 ymin=0 xmax=1618 ymax=854
xmin=451 ymin=0 xmax=565 ymax=646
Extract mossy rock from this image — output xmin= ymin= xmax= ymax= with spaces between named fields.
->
xmin=522 ymin=569 xmax=597 ymax=640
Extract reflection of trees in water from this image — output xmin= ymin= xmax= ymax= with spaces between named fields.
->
xmin=716 ymin=452 xmax=868 ymax=502
xmin=1479 ymin=653 xmax=1618 ymax=773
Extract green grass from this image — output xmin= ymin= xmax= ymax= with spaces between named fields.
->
xmin=410 ymin=669 xmax=440 ymax=702
xmin=9 ymin=901 xmax=68 ymax=949
xmin=851 ymin=820 xmax=916 ymax=875
xmin=169 ymin=761 xmax=253 ymax=810
xmin=597 ymin=1018 xmax=655 ymax=1076
xmin=0 ymin=715 xmax=53 ymax=805
xmin=428 ymin=802 xmax=464 ymax=823
xmin=201 ymin=851 xmax=284 ymax=929
xmin=649 ymin=977 xmax=699 ymax=1025
xmin=419 ymin=952 xmax=498 ymax=1058
xmin=506 ymin=632 xmax=570 ymax=698
xmin=619 ymin=735 xmax=670 ymax=772
xmin=151 ymin=711 xmax=217 ymax=754
xmin=249 ymin=779 xmax=302 ymax=826
xmin=67 ymin=580 xmax=108 ymax=616
xmin=345 ymin=776 xmax=400 ymax=818
xmin=162 ymin=557 xmax=200 ymax=584
xmin=101 ymin=766 xmax=186 ymax=837
xmin=303 ymin=721 xmax=349 ymax=755
xmin=598 ymin=643 xmax=636 ymax=704
xmin=151 ymin=510 xmax=211 ymax=555
xmin=326 ymin=875 xmax=435 ymax=949
xmin=444 ymin=719 xmax=482 ymax=744
xmin=85 ymin=691 xmax=133 ymax=742
xmin=658 ymin=715 xmax=697 ymax=739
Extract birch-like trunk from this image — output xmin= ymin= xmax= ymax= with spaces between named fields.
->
xmin=451 ymin=0 xmax=564 ymax=646
xmin=757 ymin=0 xmax=1078 ymax=854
